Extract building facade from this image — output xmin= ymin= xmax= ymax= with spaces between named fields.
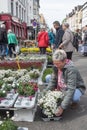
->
xmin=0 ymin=0 xmax=27 ymax=39
xmin=66 ymin=6 xmax=82 ymax=32
xmin=82 ymin=2 xmax=87 ymax=28
xmin=39 ymin=13 xmax=47 ymax=28
xmin=0 ymin=0 xmax=40 ymax=40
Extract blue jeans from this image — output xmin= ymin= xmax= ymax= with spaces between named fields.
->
xmin=0 ymin=44 xmax=7 ymax=57
xmin=73 ymin=89 xmax=82 ymax=102
xmin=45 ymin=75 xmax=51 ymax=83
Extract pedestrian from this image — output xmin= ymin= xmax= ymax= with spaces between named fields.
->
xmin=73 ymin=29 xmax=82 ymax=52
xmin=7 ymin=29 xmax=18 ymax=58
xmin=48 ymin=28 xmax=55 ymax=49
xmin=37 ymin=26 xmax=49 ymax=54
xmin=82 ymin=25 xmax=87 ymax=56
xmin=53 ymin=21 xmax=64 ymax=49
xmin=59 ymin=23 xmax=74 ymax=60
xmin=46 ymin=49 xmax=86 ymax=116
xmin=83 ymin=25 xmax=87 ymax=45
xmin=0 ymin=24 xmax=8 ymax=60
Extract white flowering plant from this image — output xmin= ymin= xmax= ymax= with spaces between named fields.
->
xmin=38 ymin=90 xmax=64 ymax=118
xmin=29 ymin=69 xmax=40 ymax=79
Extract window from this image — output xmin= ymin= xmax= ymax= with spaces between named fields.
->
xmin=16 ymin=2 xmax=18 ymax=17
xmin=11 ymin=0 xmax=14 ymax=15
xmin=22 ymin=8 xmax=23 ymax=21
xmin=24 ymin=10 xmax=26 ymax=21
xmin=19 ymin=5 xmax=21 ymax=20
xmin=34 ymin=9 xmax=36 ymax=15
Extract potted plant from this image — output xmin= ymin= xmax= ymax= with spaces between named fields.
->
xmin=0 ymin=90 xmax=6 ymax=98
xmin=29 ymin=69 xmax=40 ymax=80
xmin=38 ymin=91 xmax=64 ymax=120
xmin=42 ymin=68 xmax=53 ymax=82
xmin=47 ymin=55 xmax=53 ymax=65
xmin=0 ymin=120 xmax=18 ymax=130
xmin=17 ymin=83 xmax=38 ymax=96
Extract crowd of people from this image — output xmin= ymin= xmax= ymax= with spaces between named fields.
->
xmin=0 ymin=21 xmax=86 ymax=118
xmin=38 ymin=21 xmax=86 ymax=117
xmin=37 ymin=21 xmax=87 ymax=57
xmin=0 ymin=24 xmax=18 ymax=60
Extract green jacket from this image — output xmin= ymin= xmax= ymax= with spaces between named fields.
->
xmin=46 ymin=62 xmax=86 ymax=109
xmin=7 ymin=32 xmax=18 ymax=45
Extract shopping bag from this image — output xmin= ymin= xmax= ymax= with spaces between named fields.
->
xmin=16 ymin=45 xmax=20 ymax=53
xmin=78 ymin=44 xmax=84 ymax=53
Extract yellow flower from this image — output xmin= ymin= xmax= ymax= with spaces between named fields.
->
xmin=21 ymin=47 xmax=52 ymax=53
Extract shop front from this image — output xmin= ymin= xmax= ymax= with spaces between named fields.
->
xmin=0 ymin=13 xmax=27 ymax=40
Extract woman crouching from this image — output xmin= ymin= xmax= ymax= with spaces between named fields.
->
xmin=46 ymin=49 xmax=86 ymax=116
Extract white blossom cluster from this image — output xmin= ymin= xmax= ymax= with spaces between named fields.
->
xmin=3 ymin=77 xmax=14 ymax=83
xmin=14 ymin=54 xmax=46 ymax=61
xmin=38 ymin=91 xmax=64 ymax=117
xmin=0 ymin=68 xmax=40 ymax=85
xmin=29 ymin=55 xmax=46 ymax=61
xmin=17 ymin=74 xmax=30 ymax=83
xmin=29 ymin=69 xmax=40 ymax=79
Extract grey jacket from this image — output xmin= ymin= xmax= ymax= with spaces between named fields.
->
xmin=46 ymin=62 xmax=86 ymax=109
xmin=62 ymin=29 xmax=74 ymax=52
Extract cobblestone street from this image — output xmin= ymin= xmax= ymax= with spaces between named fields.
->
xmin=16 ymin=53 xmax=87 ymax=130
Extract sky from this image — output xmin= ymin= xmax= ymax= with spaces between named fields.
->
xmin=40 ymin=0 xmax=86 ymax=28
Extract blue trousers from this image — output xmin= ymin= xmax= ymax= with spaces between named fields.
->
xmin=73 ymin=89 xmax=82 ymax=102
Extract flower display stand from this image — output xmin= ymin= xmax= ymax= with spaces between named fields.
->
xmin=0 ymin=93 xmax=18 ymax=108
xmin=13 ymin=93 xmax=37 ymax=122
xmin=13 ymin=107 xmax=37 ymax=122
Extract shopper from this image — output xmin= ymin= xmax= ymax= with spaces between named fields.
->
xmin=53 ymin=21 xmax=64 ymax=49
xmin=48 ymin=28 xmax=55 ymax=49
xmin=59 ymin=23 xmax=74 ymax=60
xmin=73 ymin=29 xmax=82 ymax=52
xmin=7 ymin=29 xmax=18 ymax=58
xmin=38 ymin=26 xmax=49 ymax=54
xmin=46 ymin=49 xmax=86 ymax=116
xmin=0 ymin=24 xmax=8 ymax=60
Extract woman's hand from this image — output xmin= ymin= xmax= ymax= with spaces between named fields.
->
xmin=59 ymin=44 xmax=63 ymax=49
xmin=55 ymin=106 xmax=64 ymax=116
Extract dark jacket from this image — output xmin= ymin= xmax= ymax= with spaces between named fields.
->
xmin=83 ymin=31 xmax=87 ymax=44
xmin=0 ymin=28 xmax=8 ymax=44
xmin=55 ymin=27 xmax=64 ymax=48
xmin=46 ymin=61 xmax=86 ymax=109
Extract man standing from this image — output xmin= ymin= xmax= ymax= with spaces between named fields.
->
xmin=53 ymin=21 xmax=64 ymax=49
xmin=0 ymin=24 xmax=8 ymax=60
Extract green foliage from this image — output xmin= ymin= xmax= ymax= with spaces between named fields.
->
xmin=4 ymin=85 xmax=12 ymax=92
xmin=0 ymin=120 xmax=18 ymax=130
xmin=0 ymin=80 xmax=4 ymax=88
xmin=47 ymin=55 xmax=53 ymax=63
xmin=42 ymin=68 xmax=53 ymax=82
xmin=29 ymin=72 xmax=39 ymax=79
xmin=17 ymin=83 xmax=37 ymax=96
xmin=0 ymin=90 xmax=6 ymax=98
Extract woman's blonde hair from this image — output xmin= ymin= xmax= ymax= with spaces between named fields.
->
xmin=53 ymin=49 xmax=67 ymax=61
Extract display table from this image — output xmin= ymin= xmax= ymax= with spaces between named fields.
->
xmin=13 ymin=93 xmax=38 ymax=122
xmin=0 ymin=93 xmax=18 ymax=108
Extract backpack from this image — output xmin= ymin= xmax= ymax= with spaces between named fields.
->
xmin=72 ymin=33 xmax=80 ymax=47
xmin=72 ymin=35 xmax=77 ymax=47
